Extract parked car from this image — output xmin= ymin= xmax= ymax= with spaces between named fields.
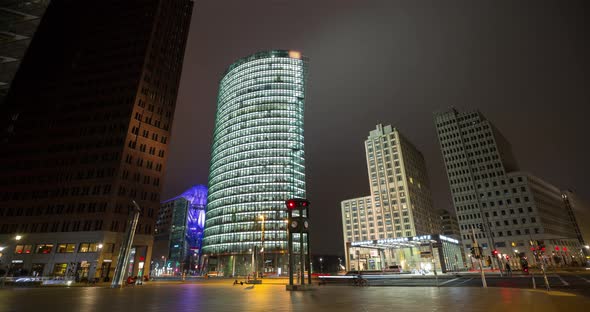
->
xmin=384 ymin=265 xmax=403 ymax=273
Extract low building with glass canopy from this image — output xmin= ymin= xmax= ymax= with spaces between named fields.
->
xmin=345 ymin=234 xmax=465 ymax=274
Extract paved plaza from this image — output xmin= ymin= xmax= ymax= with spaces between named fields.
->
xmin=1 ymin=280 xmax=589 ymax=312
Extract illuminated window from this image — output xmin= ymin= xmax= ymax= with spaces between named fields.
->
xmin=78 ymin=243 xmax=99 ymax=253
xmin=14 ymin=244 xmax=33 ymax=254
xmin=57 ymin=243 xmax=77 ymax=253
xmin=36 ymin=244 xmax=54 ymax=254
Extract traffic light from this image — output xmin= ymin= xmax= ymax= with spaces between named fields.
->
xmin=285 ymin=198 xmax=310 ymax=210
xmin=470 ymin=246 xmax=483 ymax=259
xmin=537 ymin=240 xmax=546 ymax=252
xmin=492 ymin=249 xmax=499 ymax=256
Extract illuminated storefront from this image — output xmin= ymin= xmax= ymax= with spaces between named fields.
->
xmin=345 ymin=234 xmax=465 ymax=274
xmin=202 ymin=50 xmax=308 ymax=276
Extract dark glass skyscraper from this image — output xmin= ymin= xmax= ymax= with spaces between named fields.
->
xmin=203 ymin=50 xmax=308 ymax=276
xmin=0 ymin=0 xmax=50 ymax=103
xmin=0 ymin=0 xmax=193 ymax=281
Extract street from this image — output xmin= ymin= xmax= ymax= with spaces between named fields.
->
xmin=1 ymin=277 xmax=590 ymax=312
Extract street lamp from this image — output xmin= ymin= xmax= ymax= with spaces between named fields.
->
xmin=319 ymin=257 xmax=323 ymax=273
xmin=258 ymin=215 xmax=265 ymax=278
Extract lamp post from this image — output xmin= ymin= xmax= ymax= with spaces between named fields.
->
xmin=94 ymin=244 xmax=103 ymax=282
xmin=1 ymin=235 xmax=22 ymax=288
xmin=259 ymin=215 xmax=265 ymax=278
xmin=319 ymin=257 xmax=323 ymax=273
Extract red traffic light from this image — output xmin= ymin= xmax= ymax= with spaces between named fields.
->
xmin=285 ymin=198 xmax=311 ymax=210
xmin=555 ymin=246 xmax=560 ymax=251
xmin=492 ymin=249 xmax=498 ymax=256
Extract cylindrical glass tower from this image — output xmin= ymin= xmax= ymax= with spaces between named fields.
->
xmin=203 ymin=50 xmax=308 ymax=276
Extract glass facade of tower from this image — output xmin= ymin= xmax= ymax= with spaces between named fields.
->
xmin=203 ymin=50 xmax=307 ymax=276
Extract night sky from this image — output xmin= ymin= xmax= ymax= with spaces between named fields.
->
xmin=163 ymin=0 xmax=589 ymax=256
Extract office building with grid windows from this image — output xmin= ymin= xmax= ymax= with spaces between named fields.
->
xmin=341 ymin=124 xmax=440 ymax=271
xmin=435 ymin=108 xmax=583 ymax=269
xmin=0 ymin=0 xmax=193 ymax=281
xmin=202 ymin=50 xmax=308 ymax=277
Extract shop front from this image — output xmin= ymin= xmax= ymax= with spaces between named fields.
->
xmin=345 ymin=234 xmax=465 ymax=274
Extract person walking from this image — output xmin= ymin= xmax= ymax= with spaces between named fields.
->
xmin=505 ymin=262 xmax=512 ymax=277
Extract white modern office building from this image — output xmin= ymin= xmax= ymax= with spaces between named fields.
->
xmin=202 ymin=50 xmax=308 ymax=276
xmin=341 ymin=124 xmax=442 ymax=272
xmin=435 ymin=109 xmax=584 ymax=269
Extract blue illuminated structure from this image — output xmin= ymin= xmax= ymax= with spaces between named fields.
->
xmin=154 ymin=185 xmax=208 ymax=276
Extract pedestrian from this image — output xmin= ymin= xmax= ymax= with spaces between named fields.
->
xmin=505 ymin=262 xmax=512 ymax=277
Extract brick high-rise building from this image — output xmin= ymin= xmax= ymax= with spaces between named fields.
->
xmin=0 ymin=0 xmax=193 ymax=281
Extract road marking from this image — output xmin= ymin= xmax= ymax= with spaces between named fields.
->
xmin=575 ymin=275 xmax=590 ymax=283
xmin=438 ymin=278 xmax=460 ymax=286
xmin=453 ymin=278 xmax=473 ymax=286
xmin=556 ymin=275 xmax=569 ymax=286
xmin=527 ymin=289 xmax=576 ymax=297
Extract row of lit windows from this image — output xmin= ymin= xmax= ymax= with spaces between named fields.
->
xmin=218 ymin=94 xmax=302 ymax=119
xmin=210 ymin=152 xmax=304 ymax=180
xmin=205 ymin=203 xmax=289 ymax=221
xmin=211 ymin=130 xmax=301 ymax=165
xmin=214 ymin=102 xmax=300 ymax=133
xmin=222 ymin=59 xmax=302 ymax=84
xmin=209 ymin=164 xmax=299 ymax=187
xmin=215 ymin=113 xmax=298 ymax=142
xmin=209 ymin=174 xmax=298 ymax=199
xmin=226 ymin=82 xmax=304 ymax=104
xmin=219 ymin=89 xmax=303 ymax=117
xmin=220 ymin=76 xmax=301 ymax=99
xmin=222 ymin=57 xmax=302 ymax=84
xmin=204 ymin=227 xmax=286 ymax=241
xmin=206 ymin=191 xmax=305 ymax=214
xmin=211 ymin=150 xmax=303 ymax=178
xmin=221 ymin=60 xmax=303 ymax=92
xmin=209 ymin=177 xmax=292 ymax=197
xmin=203 ymin=241 xmax=289 ymax=254
xmin=12 ymin=242 xmax=111 ymax=255
xmin=219 ymin=90 xmax=303 ymax=116
xmin=208 ymin=182 xmax=299 ymax=205
xmin=211 ymin=134 xmax=302 ymax=164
